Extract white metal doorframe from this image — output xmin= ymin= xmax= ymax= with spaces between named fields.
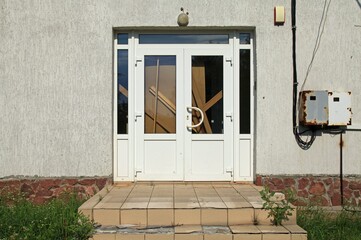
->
xmin=113 ymin=31 xmax=255 ymax=182
xmin=134 ymin=48 xmax=184 ymax=181
xmin=184 ymin=47 xmax=234 ymax=181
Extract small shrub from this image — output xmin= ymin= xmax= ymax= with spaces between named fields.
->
xmin=0 ymin=192 xmax=94 ymax=240
xmin=259 ymin=186 xmax=295 ymax=226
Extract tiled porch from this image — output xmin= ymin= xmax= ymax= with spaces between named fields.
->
xmin=79 ymin=183 xmax=307 ymax=240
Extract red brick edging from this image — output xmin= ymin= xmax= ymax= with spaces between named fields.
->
xmin=256 ymin=175 xmax=361 ymax=206
xmin=0 ymin=177 xmax=112 ymax=204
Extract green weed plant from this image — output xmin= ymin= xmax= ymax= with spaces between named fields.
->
xmin=0 ymin=191 xmax=94 ymax=240
xmin=298 ymin=205 xmax=361 ymax=240
xmin=259 ymin=186 xmax=295 ymax=226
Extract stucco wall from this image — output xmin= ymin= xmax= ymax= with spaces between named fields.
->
xmin=0 ymin=0 xmax=360 ymax=177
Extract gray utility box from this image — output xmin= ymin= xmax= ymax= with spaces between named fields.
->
xmin=299 ymin=90 xmax=352 ymax=126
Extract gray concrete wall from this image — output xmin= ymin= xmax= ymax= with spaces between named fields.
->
xmin=0 ymin=0 xmax=360 ymax=177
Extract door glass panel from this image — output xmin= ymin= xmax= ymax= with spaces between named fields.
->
xmin=144 ymin=56 xmax=176 ymax=134
xmin=117 ymin=33 xmax=128 ymax=44
xmin=240 ymin=49 xmax=251 ymax=134
xmin=139 ymin=34 xmax=229 ymax=44
xmin=117 ymin=50 xmax=128 ymax=134
xmin=192 ymin=56 xmax=223 ymax=134
xmin=239 ymin=33 xmax=251 ymax=44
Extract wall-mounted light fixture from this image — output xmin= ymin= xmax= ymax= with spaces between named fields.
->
xmin=274 ymin=6 xmax=285 ymax=25
xmin=177 ymin=7 xmax=189 ymax=27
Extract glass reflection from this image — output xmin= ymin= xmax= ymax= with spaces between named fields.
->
xmin=239 ymin=33 xmax=251 ymax=44
xmin=118 ymin=50 xmax=128 ymax=134
xmin=240 ymin=49 xmax=251 ymax=134
xmin=144 ymin=56 xmax=176 ymax=134
xmin=139 ymin=34 xmax=229 ymax=44
xmin=192 ymin=56 xmax=223 ymax=134
xmin=117 ymin=33 xmax=128 ymax=44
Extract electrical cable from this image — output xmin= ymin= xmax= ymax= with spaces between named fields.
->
xmin=292 ymin=0 xmax=316 ymax=150
xmin=300 ymin=0 xmax=332 ymax=92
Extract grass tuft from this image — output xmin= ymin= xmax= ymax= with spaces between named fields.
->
xmin=297 ymin=206 xmax=361 ymax=240
xmin=0 ymin=191 xmax=94 ymax=240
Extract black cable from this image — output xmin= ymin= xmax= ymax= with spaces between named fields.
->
xmin=291 ymin=0 xmax=316 ymax=150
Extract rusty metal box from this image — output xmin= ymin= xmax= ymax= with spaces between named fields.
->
xmin=299 ymin=90 xmax=328 ymax=126
xmin=299 ymin=90 xmax=352 ymax=126
xmin=328 ymin=91 xmax=352 ymax=126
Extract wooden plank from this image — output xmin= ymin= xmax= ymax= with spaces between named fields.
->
xmin=192 ymin=66 xmax=206 ymax=105
xmin=203 ymin=90 xmax=223 ymax=112
xmin=145 ymin=112 xmax=174 ymax=133
xmin=192 ymin=83 xmax=212 ymax=133
xmin=119 ymin=84 xmax=128 ymax=98
xmin=149 ymin=86 xmax=176 ymax=114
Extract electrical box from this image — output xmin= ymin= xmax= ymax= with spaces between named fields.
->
xmin=299 ymin=90 xmax=351 ymax=126
xmin=328 ymin=91 xmax=352 ymax=126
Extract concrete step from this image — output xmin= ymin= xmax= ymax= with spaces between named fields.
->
xmin=79 ymin=183 xmax=297 ymax=227
xmin=90 ymin=224 xmax=307 ymax=240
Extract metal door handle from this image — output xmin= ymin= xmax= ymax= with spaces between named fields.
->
xmin=187 ymin=107 xmax=204 ymax=128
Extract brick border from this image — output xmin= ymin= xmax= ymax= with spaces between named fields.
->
xmin=256 ymin=175 xmax=361 ymax=206
xmin=0 ymin=177 xmax=112 ymax=204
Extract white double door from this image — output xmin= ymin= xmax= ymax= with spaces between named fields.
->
xmin=135 ymin=47 xmax=233 ymax=181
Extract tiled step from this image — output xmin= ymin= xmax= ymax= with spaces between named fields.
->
xmin=90 ymin=224 xmax=307 ymax=240
xmin=79 ymin=183 xmax=297 ymax=227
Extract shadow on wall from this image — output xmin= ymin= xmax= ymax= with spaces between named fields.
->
xmin=356 ymin=0 xmax=361 ymax=8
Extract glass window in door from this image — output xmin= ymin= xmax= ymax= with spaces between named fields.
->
xmin=191 ymin=56 xmax=223 ymax=134
xmin=144 ymin=56 xmax=177 ymax=134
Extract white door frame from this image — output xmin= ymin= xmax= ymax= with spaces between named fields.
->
xmin=184 ymin=48 xmax=233 ymax=181
xmin=113 ymin=31 xmax=254 ymax=182
xmin=134 ymin=48 xmax=184 ymax=181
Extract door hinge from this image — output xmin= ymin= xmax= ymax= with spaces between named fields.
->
xmin=226 ymin=168 xmax=233 ymax=177
xmin=226 ymin=57 xmax=233 ymax=66
xmin=135 ymin=169 xmax=142 ymax=178
xmin=135 ymin=57 xmax=142 ymax=67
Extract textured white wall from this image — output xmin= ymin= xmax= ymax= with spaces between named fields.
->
xmin=0 ymin=0 xmax=360 ymax=177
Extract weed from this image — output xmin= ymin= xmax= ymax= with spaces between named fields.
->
xmin=297 ymin=205 xmax=361 ymax=240
xmin=259 ymin=186 xmax=295 ymax=226
xmin=0 ymin=192 xmax=94 ymax=240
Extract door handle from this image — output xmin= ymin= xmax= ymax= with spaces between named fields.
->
xmin=226 ymin=112 xmax=233 ymax=122
xmin=187 ymin=107 xmax=204 ymax=128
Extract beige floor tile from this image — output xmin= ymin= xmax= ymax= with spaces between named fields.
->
xmin=145 ymin=234 xmax=174 ymax=240
xmin=92 ymin=234 xmax=116 ymax=240
xmin=121 ymin=209 xmax=147 ymax=225
xmin=175 ymin=225 xmax=202 ymax=233
xmin=148 ymin=209 xmax=174 ymax=226
xmin=116 ymin=234 xmax=145 ymax=240
xmin=174 ymin=234 xmax=203 ymax=240
xmin=228 ymin=208 xmax=255 ymax=225
xmin=284 ymin=225 xmax=307 ymax=234
xmin=93 ymin=209 xmax=120 ymax=225
xmin=262 ymin=234 xmax=291 ymax=240
xmin=254 ymin=209 xmax=271 ymax=225
xmin=175 ymin=209 xmax=201 ymax=225
xmin=257 ymin=225 xmax=289 ymax=234
xmin=204 ymin=234 xmax=232 ymax=240
xmin=224 ymin=201 xmax=252 ymax=208
xmin=291 ymin=234 xmax=308 ymax=240
xmin=201 ymin=209 xmax=227 ymax=225
xmin=229 ymin=225 xmax=261 ymax=234
xmin=233 ymin=234 xmax=262 ymax=240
